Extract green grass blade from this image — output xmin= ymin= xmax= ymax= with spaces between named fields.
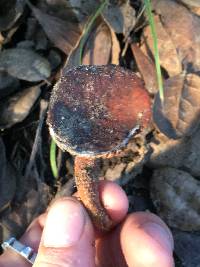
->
xmin=50 ymin=139 xmax=58 ymax=178
xmin=144 ymin=0 xmax=164 ymax=102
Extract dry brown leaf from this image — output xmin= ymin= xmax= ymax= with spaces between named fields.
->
xmin=66 ymin=17 xmax=120 ymax=66
xmin=0 ymin=48 xmax=51 ymax=81
xmin=83 ymin=19 xmax=120 ymax=65
xmin=152 ymin=0 xmax=200 ymax=72
xmin=102 ymin=0 xmax=136 ymax=37
xmin=148 ymin=132 xmax=187 ymax=169
xmin=190 ymin=7 xmax=200 ymax=17
xmin=0 ymin=33 xmax=4 ymax=48
xmin=0 ymin=0 xmax=25 ymax=31
xmin=189 ymin=6 xmax=200 ymax=16
xmin=181 ymin=126 xmax=200 ymax=177
xmin=27 ymin=1 xmax=81 ymax=55
xmin=0 ymin=84 xmax=41 ymax=129
xmin=82 ymin=21 xmax=112 ymax=65
xmin=148 ymin=127 xmax=200 ymax=178
xmin=69 ymin=0 xmax=135 ymax=39
xmin=142 ymin=15 xmax=182 ymax=77
xmin=0 ymin=71 xmax=20 ymax=99
xmin=0 ymin=183 xmax=51 ymax=243
xmin=36 ymin=0 xmax=78 ymax=21
xmin=178 ymin=0 xmax=200 ymax=7
xmin=151 ymin=167 xmax=200 ymax=231
xmin=1 ymin=25 xmax=19 ymax=46
xmin=153 ymin=73 xmax=200 ymax=139
xmin=178 ymin=0 xmax=200 ymax=16
xmin=68 ymin=0 xmax=99 ymax=24
xmin=131 ymin=43 xmax=158 ymax=94
xmin=110 ymin=28 xmax=120 ymax=65
xmin=65 ymin=45 xmax=81 ymax=67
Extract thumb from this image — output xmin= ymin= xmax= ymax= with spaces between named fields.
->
xmin=33 ymin=198 xmax=95 ymax=267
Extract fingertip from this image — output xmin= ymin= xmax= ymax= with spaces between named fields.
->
xmin=35 ymin=198 xmax=96 ymax=267
xmin=120 ymin=212 xmax=174 ymax=267
xmin=42 ymin=197 xmax=86 ymax=248
xmin=99 ymin=181 xmax=129 ymax=223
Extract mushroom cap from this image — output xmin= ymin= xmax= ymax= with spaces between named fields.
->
xmin=47 ymin=65 xmax=151 ymax=156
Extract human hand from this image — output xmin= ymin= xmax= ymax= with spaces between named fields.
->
xmin=0 ymin=181 xmax=174 ymax=267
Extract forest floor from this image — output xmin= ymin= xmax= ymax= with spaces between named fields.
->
xmin=0 ymin=1 xmax=200 ymax=266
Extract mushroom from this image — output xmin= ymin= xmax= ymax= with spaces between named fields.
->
xmin=47 ymin=65 xmax=151 ymax=231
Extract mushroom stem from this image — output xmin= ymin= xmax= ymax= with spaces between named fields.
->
xmin=74 ymin=156 xmax=113 ymax=231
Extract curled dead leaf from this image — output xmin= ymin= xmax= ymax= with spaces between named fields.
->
xmin=66 ymin=17 xmax=120 ymax=66
xmin=0 ymin=84 xmax=41 ymax=129
xmin=153 ymin=73 xmax=200 ymax=139
xmin=148 ymin=132 xmax=187 ymax=169
xmin=68 ymin=0 xmax=99 ymax=24
xmin=131 ymin=43 xmax=158 ymax=94
xmin=0 ymin=33 xmax=4 ymax=48
xmin=178 ymin=0 xmax=200 ymax=7
xmin=27 ymin=1 xmax=81 ymax=55
xmin=151 ymin=167 xmax=200 ymax=231
xmin=148 ymin=127 xmax=200 ymax=178
xmin=0 ymin=71 xmax=20 ymax=99
xmin=178 ymin=0 xmax=200 ymax=16
xmin=0 ymin=0 xmax=25 ymax=31
xmin=181 ymin=126 xmax=200 ymax=177
xmin=152 ymin=0 xmax=200 ymax=72
xmin=102 ymin=0 xmax=136 ymax=37
xmin=0 ymin=184 xmax=51 ymax=243
xmin=82 ymin=20 xmax=112 ymax=65
xmin=188 ymin=6 xmax=200 ymax=16
xmin=142 ymin=15 xmax=182 ymax=77
xmin=0 ymin=48 xmax=51 ymax=81
xmin=82 ymin=19 xmax=120 ymax=65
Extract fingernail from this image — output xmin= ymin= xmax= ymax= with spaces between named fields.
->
xmin=43 ymin=199 xmax=85 ymax=248
xmin=143 ymin=222 xmax=173 ymax=253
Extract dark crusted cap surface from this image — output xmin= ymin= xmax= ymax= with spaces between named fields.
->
xmin=47 ymin=65 xmax=151 ymax=156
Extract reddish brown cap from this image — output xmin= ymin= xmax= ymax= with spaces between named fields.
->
xmin=47 ymin=65 xmax=151 ymax=156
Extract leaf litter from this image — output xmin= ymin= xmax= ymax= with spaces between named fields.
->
xmin=0 ymin=83 xmax=42 ymax=129
xmin=27 ymin=0 xmax=81 ymax=55
xmin=0 ymin=48 xmax=51 ymax=81
xmin=0 ymin=0 xmax=25 ymax=31
xmin=1 ymin=0 xmax=200 ymax=265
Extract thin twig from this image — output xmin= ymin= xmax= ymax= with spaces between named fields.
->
xmin=24 ymin=99 xmax=48 ymax=179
